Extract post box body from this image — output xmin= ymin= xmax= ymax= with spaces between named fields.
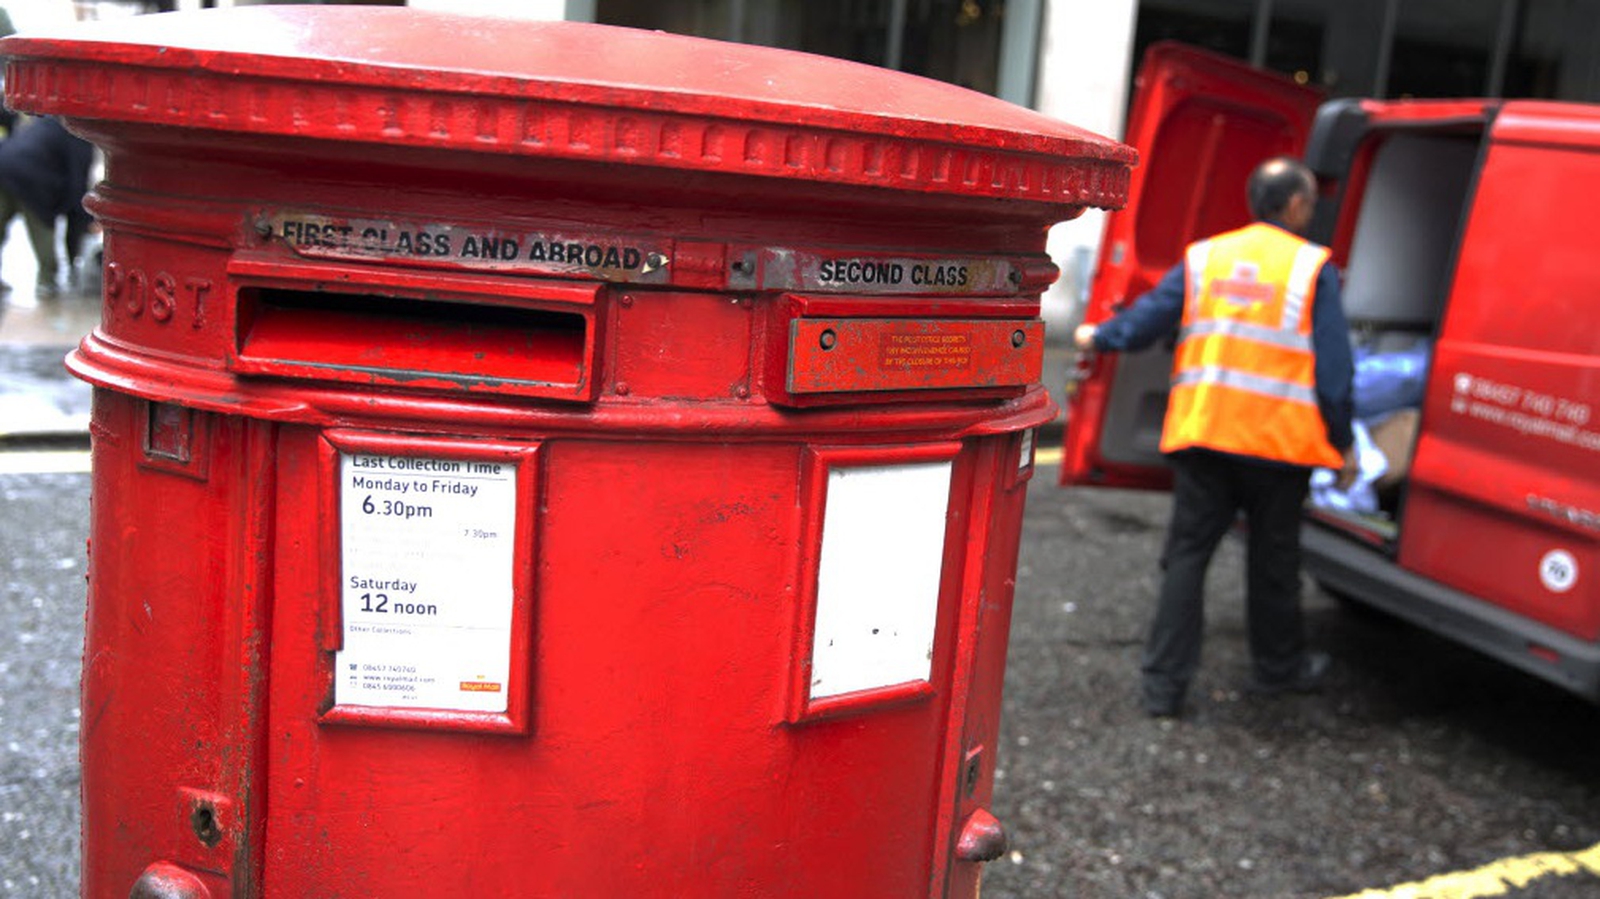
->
xmin=3 ymin=9 xmax=1131 ymax=897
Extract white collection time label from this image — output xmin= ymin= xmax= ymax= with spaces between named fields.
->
xmin=336 ymin=452 xmax=517 ymax=713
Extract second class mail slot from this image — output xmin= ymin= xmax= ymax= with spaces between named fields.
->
xmin=787 ymin=318 xmax=1044 ymax=395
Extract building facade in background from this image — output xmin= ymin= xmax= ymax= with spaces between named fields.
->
xmin=31 ymin=0 xmax=1600 ymax=328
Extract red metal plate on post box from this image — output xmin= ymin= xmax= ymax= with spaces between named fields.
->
xmin=788 ymin=318 xmax=1043 ymax=394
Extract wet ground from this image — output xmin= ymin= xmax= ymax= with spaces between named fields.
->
xmin=0 ymin=213 xmax=96 ymax=897
xmin=0 ymin=215 xmax=98 ymax=440
xmin=0 ymin=470 xmax=85 ymax=897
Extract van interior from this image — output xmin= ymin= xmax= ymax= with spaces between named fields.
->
xmin=1307 ymin=124 xmax=1485 ymax=542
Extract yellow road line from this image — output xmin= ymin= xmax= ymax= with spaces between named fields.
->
xmin=1034 ymin=446 xmax=1063 ymax=466
xmin=0 ymin=450 xmax=92 ymax=475
xmin=1326 ymin=841 xmax=1600 ymax=899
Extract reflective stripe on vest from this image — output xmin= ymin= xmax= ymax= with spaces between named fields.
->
xmin=1282 ymin=242 xmax=1325 ymax=332
xmin=1170 ymin=365 xmax=1319 ymax=405
xmin=1161 ymin=223 xmax=1342 ymax=468
xmin=1184 ymin=241 xmax=1211 ymax=318
xmin=1177 ymin=318 xmax=1313 ymax=353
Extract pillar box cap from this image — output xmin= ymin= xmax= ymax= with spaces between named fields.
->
xmin=1 ymin=6 xmax=1132 ymax=212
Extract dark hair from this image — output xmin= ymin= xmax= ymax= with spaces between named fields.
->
xmin=1247 ymin=157 xmax=1316 ymax=220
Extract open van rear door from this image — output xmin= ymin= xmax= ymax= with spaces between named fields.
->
xmin=1061 ymin=42 xmax=1324 ymax=488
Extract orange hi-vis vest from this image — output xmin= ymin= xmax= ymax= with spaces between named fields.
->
xmin=1160 ymin=222 xmax=1345 ymax=469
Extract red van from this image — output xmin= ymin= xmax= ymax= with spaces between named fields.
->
xmin=1062 ymin=42 xmax=1600 ymax=702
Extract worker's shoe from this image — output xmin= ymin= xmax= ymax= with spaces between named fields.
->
xmin=1250 ymin=651 xmax=1331 ymax=695
xmin=1143 ymin=697 xmax=1183 ymax=719
xmin=1140 ymin=682 xmax=1185 ymax=718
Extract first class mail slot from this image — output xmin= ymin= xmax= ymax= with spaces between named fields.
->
xmin=787 ymin=318 xmax=1044 ymax=394
xmin=229 ymin=259 xmax=602 ymax=401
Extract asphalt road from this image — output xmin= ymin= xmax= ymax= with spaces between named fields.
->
xmin=983 ymin=472 xmax=1600 ymax=899
xmin=1 ymin=460 xmax=1597 ymax=898
xmin=0 ymin=468 xmax=86 ymax=897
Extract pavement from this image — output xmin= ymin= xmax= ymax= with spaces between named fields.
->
xmin=0 ymin=215 xmax=97 ymax=445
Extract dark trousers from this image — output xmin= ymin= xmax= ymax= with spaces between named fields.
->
xmin=1141 ymin=450 xmax=1312 ymax=708
xmin=0 ymin=188 xmax=57 ymax=287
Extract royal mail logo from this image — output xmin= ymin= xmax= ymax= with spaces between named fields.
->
xmin=459 ymin=681 xmax=503 ymax=693
xmin=1211 ymin=262 xmax=1275 ymax=307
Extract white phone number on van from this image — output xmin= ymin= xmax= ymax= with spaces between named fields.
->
xmin=1450 ymin=372 xmax=1600 ymax=452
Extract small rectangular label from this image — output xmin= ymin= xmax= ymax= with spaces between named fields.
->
xmin=268 ymin=211 xmax=671 ymax=283
xmin=336 ymin=452 xmax=517 ymax=713
xmin=145 ymin=402 xmax=192 ymax=463
xmin=746 ymin=249 xmax=1017 ymax=295
xmin=788 ymin=318 xmax=1043 ymax=394
xmin=810 ymin=461 xmax=952 ymax=701
xmin=879 ymin=330 xmax=975 ymax=373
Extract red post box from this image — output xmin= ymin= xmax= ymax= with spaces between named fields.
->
xmin=3 ymin=8 xmax=1131 ymax=897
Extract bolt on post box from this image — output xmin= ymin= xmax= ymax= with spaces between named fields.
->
xmin=1 ymin=7 xmax=1132 ymax=898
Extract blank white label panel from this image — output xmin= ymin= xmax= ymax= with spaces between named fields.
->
xmin=809 ymin=460 xmax=952 ymax=701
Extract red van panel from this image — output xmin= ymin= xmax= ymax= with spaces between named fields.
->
xmin=1061 ymin=42 xmax=1322 ymax=488
xmin=1398 ymin=103 xmax=1600 ymax=641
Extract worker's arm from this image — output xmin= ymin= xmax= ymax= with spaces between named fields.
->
xmin=1073 ymin=263 xmax=1185 ymax=352
xmin=1310 ymin=262 xmax=1359 ymax=486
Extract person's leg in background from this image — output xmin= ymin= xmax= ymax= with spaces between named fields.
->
xmin=25 ymin=210 xmax=59 ymax=299
xmin=0 ymin=187 xmax=21 ymax=293
xmin=1240 ymin=461 xmax=1326 ymax=690
xmin=1141 ymin=451 xmax=1240 ymax=716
